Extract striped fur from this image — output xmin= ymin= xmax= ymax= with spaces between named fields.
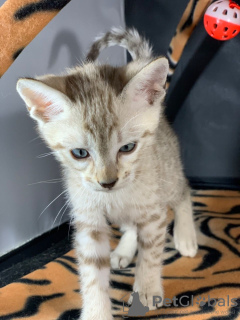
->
xmin=1 ymin=190 xmax=239 ymax=320
xmin=86 ymin=27 xmax=152 ymax=62
xmin=16 ymin=28 xmax=197 ymax=320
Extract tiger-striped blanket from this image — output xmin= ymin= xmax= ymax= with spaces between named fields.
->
xmin=0 ymin=189 xmax=239 ymax=320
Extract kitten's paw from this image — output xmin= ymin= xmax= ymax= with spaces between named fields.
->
xmin=110 ymin=251 xmax=131 ymax=269
xmin=174 ymin=224 xmax=198 ymax=257
xmin=128 ymin=290 xmax=163 ymax=311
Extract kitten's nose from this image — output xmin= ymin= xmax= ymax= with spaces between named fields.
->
xmin=99 ymin=179 xmax=118 ymax=189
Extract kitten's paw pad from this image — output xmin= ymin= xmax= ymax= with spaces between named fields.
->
xmin=110 ymin=252 xmax=131 ymax=269
xmin=128 ymin=291 xmax=163 ymax=311
xmin=174 ymin=227 xmax=198 ymax=257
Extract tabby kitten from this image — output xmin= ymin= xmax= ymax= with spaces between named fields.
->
xmin=17 ymin=28 xmax=197 ymax=320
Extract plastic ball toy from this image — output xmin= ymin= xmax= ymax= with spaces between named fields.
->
xmin=204 ymin=0 xmax=240 ymax=40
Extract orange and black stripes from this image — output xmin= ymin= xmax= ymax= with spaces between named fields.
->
xmin=166 ymin=0 xmax=212 ymax=86
xmin=0 ymin=0 xmax=71 ymax=76
xmin=0 ymin=190 xmax=239 ymax=319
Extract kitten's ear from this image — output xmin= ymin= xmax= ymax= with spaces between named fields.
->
xmin=124 ymin=57 xmax=169 ymax=106
xmin=16 ymin=78 xmax=70 ymax=124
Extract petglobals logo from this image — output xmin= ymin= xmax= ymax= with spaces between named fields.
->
xmin=120 ymin=292 xmax=238 ymax=318
xmin=120 ymin=292 xmax=149 ymax=317
xmin=152 ymin=295 xmax=238 ymax=308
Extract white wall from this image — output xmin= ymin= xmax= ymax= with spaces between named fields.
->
xmin=0 ymin=0 xmax=126 ymax=257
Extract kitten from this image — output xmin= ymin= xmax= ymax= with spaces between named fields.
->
xmin=16 ymin=28 xmax=197 ymax=320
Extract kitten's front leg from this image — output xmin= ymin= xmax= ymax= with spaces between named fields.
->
xmin=130 ymin=209 xmax=167 ymax=310
xmin=74 ymin=217 xmax=112 ymax=320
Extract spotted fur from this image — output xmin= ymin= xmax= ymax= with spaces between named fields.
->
xmin=1 ymin=190 xmax=239 ymax=320
xmin=16 ymin=28 xmax=197 ymax=320
xmin=86 ymin=27 xmax=152 ymax=62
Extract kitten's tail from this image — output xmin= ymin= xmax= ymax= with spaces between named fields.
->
xmin=86 ymin=27 xmax=153 ymax=62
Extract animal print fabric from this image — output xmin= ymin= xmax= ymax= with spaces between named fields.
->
xmin=0 ymin=0 xmax=210 ymax=80
xmin=0 ymin=189 xmax=239 ymax=320
xmin=0 ymin=0 xmax=71 ymax=77
xmin=166 ymin=0 xmax=212 ymax=87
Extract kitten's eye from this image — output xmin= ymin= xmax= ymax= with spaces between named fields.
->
xmin=71 ymin=149 xmax=89 ymax=159
xmin=119 ymin=143 xmax=136 ymax=153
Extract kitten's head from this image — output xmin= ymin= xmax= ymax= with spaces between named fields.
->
xmin=17 ymin=58 xmax=168 ymax=192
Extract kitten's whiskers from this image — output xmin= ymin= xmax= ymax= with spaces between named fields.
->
xmin=28 ymin=178 xmax=62 ymax=186
xmin=38 ymin=189 xmax=67 ymax=220
xmin=120 ymin=113 xmax=142 ymax=132
xmin=36 ymin=151 xmax=58 ymax=158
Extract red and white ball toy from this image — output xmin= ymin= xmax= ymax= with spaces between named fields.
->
xmin=204 ymin=0 xmax=240 ymax=40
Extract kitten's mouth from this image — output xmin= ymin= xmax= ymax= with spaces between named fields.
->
xmin=96 ymin=188 xmax=116 ymax=193
xmin=95 ymin=186 xmax=121 ymax=193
